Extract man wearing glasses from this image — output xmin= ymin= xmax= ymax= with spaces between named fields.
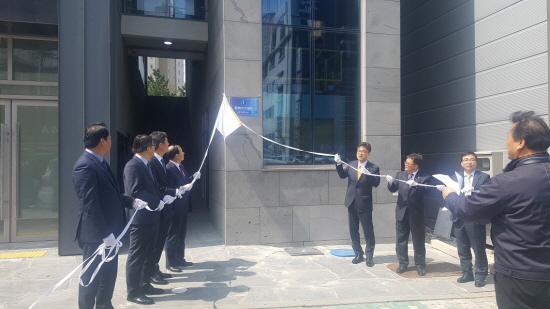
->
xmin=386 ymin=153 xmax=432 ymax=276
xmin=450 ymin=152 xmax=490 ymax=287
xmin=335 ymin=142 xmax=380 ymax=267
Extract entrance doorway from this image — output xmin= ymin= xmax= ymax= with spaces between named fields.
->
xmin=0 ymin=99 xmax=58 ymax=243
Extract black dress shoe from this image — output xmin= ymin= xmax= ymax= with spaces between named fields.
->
xmin=475 ymin=279 xmax=486 ymax=287
xmin=417 ymin=266 xmax=426 ymax=276
xmin=366 ymin=258 xmax=374 ymax=267
xmin=127 ymin=295 xmax=154 ymax=305
xmin=457 ymin=273 xmax=474 ymax=283
xmin=150 ymin=275 xmax=169 ymax=285
xmin=179 ymin=260 xmax=194 ymax=267
xmin=167 ymin=266 xmax=182 ymax=272
xmin=351 ymin=255 xmax=365 ymax=264
xmin=157 ymin=270 xmax=172 ymax=278
xmin=143 ymin=284 xmax=164 ymax=295
xmin=396 ymin=264 xmax=408 ymax=273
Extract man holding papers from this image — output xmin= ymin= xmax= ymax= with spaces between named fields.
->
xmin=450 ymin=152 xmax=490 ymax=287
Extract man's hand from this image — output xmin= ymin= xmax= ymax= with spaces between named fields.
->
xmin=103 ymin=233 xmax=117 ymax=248
xmin=334 ymin=154 xmax=342 ymax=165
xmin=163 ymin=195 xmax=176 ymax=204
xmin=386 ymin=175 xmax=394 ymax=184
xmin=442 ymin=187 xmax=457 ymax=199
xmin=436 ymin=185 xmax=445 ymax=191
xmin=460 ymin=186 xmax=473 ymax=194
xmin=182 ymin=183 xmax=193 ymax=192
xmin=157 ymin=201 xmax=165 ymax=211
xmin=176 ymin=188 xmax=184 ymax=198
xmin=193 ymin=172 xmax=201 ymax=180
xmin=132 ymin=198 xmax=147 ymax=210
xmin=406 ymin=180 xmax=418 ymax=187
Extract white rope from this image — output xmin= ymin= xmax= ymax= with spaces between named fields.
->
xmin=29 ymin=208 xmax=147 ymax=309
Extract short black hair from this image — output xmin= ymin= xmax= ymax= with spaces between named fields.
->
xmin=510 ymin=111 xmax=550 ymax=152
xmin=165 ymin=145 xmax=181 ymax=160
xmin=150 ymin=131 xmax=168 ymax=150
xmin=407 ymin=153 xmax=423 ymax=166
xmin=460 ymin=151 xmax=477 ymax=162
xmin=132 ymin=135 xmax=153 ymax=154
xmin=83 ymin=122 xmax=109 ymax=149
xmin=357 ymin=142 xmax=372 ymax=153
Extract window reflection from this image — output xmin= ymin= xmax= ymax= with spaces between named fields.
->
xmin=262 ymin=0 xmax=359 ymax=30
xmin=262 ymin=0 xmax=360 ymax=166
xmin=12 ymin=39 xmax=58 ymax=82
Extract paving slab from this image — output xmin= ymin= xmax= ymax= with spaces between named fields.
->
xmin=0 ymin=213 xmax=497 ymax=309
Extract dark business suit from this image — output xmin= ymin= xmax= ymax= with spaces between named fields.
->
xmin=336 ymin=160 xmax=380 ymax=259
xmin=73 ymin=151 xmax=134 ymax=309
xmin=123 ymin=156 xmax=162 ymax=298
xmin=451 ymin=170 xmax=490 ymax=280
xmin=165 ymin=161 xmax=192 ymax=267
xmin=148 ymin=156 xmax=176 ymax=274
xmin=388 ymin=170 xmax=431 ymax=267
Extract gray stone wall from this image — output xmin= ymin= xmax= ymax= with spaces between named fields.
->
xmin=202 ymin=0 xmax=402 ymax=247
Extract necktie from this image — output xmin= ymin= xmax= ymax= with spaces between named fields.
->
xmin=408 ymin=173 xmax=414 ymax=180
xmin=465 ymin=174 xmax=471 ymax=196
xmin=178 ymin=164 xmax=186 ymax=179
xmin=160 ymin=159 xmax=167 ymax=172
xmin=357 ymin=163 xmax=362 ymax=180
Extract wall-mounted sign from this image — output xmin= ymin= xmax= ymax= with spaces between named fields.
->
xmin=230 ymin=97 xmax=258 ymax=117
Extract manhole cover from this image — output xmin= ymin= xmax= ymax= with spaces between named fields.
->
xmin=284 ymin=247 xmax=323 ymax=256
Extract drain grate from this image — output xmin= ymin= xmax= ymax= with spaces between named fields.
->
xmin=0 ymin=251 xmax=47 ymax=259
xmin=284 ymin=247 xmax=323 ymax=256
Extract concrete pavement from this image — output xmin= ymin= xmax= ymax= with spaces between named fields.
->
xmin=0 ymin=213 xmax=497 ymax=309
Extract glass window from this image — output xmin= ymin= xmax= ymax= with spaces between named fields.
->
xmin=0 ymin=37 xmax=6 ymax=80
xmin=262 ymin=0 xmax=359 ymax=30
xmin=262 ymin=23 xmax=360 ymax=165
xmin=16 ymin=105 xmax=59 ymax=236
xmin=12 ymin=39 xmax=58 ymax=82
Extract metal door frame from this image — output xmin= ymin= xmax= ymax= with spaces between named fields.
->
xmin=3 ymin=99 xmax=58 ymax=242
xmin=0 ymin=99 xmax=11 ymax=243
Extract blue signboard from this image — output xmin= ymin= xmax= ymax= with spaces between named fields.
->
xmin=230 ymin=97 xmax=258 ymax=117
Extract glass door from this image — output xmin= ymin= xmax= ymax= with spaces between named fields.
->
xmin=0 ymin=100 xmax=10 ymax=242
xmin=10 ymin=100 xmax=58 ymax=242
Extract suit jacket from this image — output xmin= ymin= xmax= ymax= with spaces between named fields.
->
xmin=166 ymin=161 xmax=191 ymax=214
xmin=450 ymin=170 xmax=491 ymax=224
xmin=336 ymin=160 xmax=380 ymax=211
xmin=149 ymin=157 xmax=176 ymax=220
xmin=123 ymin=156 xmax=162 ymax=225
xmin=387 ymin=170 xmax=432 ymax=221
xmin=73 ymin=151 xmax=134 ymax=243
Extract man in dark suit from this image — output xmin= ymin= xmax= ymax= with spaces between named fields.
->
xmin=165 ymin=145 xmax=194 ymax=271
xmin=450 ymin=151 xmax=490 ymax=287
xmin=387 ymin=153 xmax=432 ymax=276
xmin=72 ymin=123 xmax=139 ymax=309
xmin=335 ymin=142 xmax=380 ymax=267
xmin=123 ymin=135 xmax=165 ymax=305
xmin=148 ymin=131 xmax=179 ymax=282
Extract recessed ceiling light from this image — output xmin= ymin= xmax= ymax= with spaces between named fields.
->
xmin=164 ymin=41 xmax=173 ymax=45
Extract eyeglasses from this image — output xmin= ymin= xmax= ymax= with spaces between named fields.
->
xmin=404 ymin=162 xmax=417 ymax=166
xmin=462 ymin=159 xmax=476 ymax=162
xmin=357 ymin=150 xmax=369 ymax=153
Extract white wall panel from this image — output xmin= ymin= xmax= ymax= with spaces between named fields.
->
xmin=475 ymin=0 xmax=546 ymax=46
xmin=476 ymin=85 xmax=548 ymax=124
xmin=475 ymin=22 xmax=547 ymax=72
xmin=476 ymin=54 xmax=548 ymax=99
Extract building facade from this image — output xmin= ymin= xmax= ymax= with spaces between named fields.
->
xmin=0 ymin=0 xmax=547 ymax=256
